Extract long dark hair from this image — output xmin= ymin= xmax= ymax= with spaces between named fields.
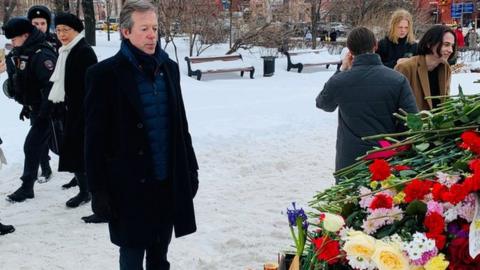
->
xmin=417 ymin=25 xmax=456 ymax=60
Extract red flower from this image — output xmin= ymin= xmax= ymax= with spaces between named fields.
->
xmin=444 ymin=183 xmax=469 ymax=205
xmin=424 ymin=212 xmax=445 ymax=235
xmin=368 ymin=159 xmax=391 ymax=181
xmin=404 ymin=179 xmax=432 ymax=203
xmin=448 ymin=237 xmax=480 ymax=269
xmin=469 ymin=159 xmax=480 ymax=173
xmin=393 ymin=165 xmax=411 ymax=171
xmin=426 ymin=232 xmax=446 ymax=250
xmin=432 ymin=183 xmax=448 ymax=202
xmin=460 ymin=131 xmax=480 ymax=154
xmin=463 ymin=175 xmax=480 ymax=193
xmin=370 ymin=194 xmax=393 ymax=210
xmin=312 ymin=236 xmax=341 ymax=265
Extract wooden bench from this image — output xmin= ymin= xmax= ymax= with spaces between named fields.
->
xmin=184 ymin=54 xmax=255 ymax=80
xmin=283 ymin=49 xmax=342 ymax=73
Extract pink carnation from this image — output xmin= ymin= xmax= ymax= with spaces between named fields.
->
xmin=427 ymin=201 xmax=444 ymax=215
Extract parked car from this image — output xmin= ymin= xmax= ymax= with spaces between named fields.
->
xmin=102 ymin=17 xmax=119 ymax=31
xmin=95 ymin=20 xmax=104 ymax=30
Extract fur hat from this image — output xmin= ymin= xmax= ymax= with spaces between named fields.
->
xmin=2 ymin=17 xmax=35 ymax=39
xmin=27 ymin=5 xmax=52 ymax=27
xmin=54 ymin=12 xmax=84 ymax=33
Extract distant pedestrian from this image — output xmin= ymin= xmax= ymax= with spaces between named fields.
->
xmin=466 ymin=28 xmax=478 ymax=49
xmin=376 ymin=9 xmax=417 ymax=68
xmin=454 ymin=26 xmax=465 ymax=48
xmin=329 ymin=29 xmax=337 ymax=42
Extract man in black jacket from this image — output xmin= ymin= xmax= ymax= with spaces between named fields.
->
xmin=2 ymin=18 xmax=57 ymax=202
xmin=85 ymin=0 xmax=198 ymax=269
xmin=316 ymin=27 xmax=418 ymax=181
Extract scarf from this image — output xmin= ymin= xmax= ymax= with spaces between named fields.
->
xmin=48 ymin=31 xmax=84 ymax=103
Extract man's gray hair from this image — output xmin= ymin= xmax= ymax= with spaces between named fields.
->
xmin=119 ymin=0 xmax=156 ymax=39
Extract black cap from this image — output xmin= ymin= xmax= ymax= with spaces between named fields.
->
xmin=2 ymin=17 xmax=35 ymax=39
xmin=54 ymin=12 xmax=84 ymax=33
xmin=27 ymin=5 xmax=52 ymax=27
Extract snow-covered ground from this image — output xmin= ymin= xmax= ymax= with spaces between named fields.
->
xmin=1 ymin=31 xmax=480 ymax=269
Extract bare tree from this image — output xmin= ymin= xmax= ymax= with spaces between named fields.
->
xmin=63 ymin=0 xmax=70 ymax=12
xmin=54 ymin=0 xmax=63 ymax=13
xmin=310 ymin=0 xmax=322 ymax=49
xmin=2 ymin=0 xmax=17 ymax=24
xmin=82 ymin=0 xmax=96 ymax=46
xmin=155 ymin=0 xmax=187 ymax=62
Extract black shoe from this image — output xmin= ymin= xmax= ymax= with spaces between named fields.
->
xmin=62 ymin=177 xmax=78 ymax=189
xmin=0 ymin=223 xmax=15 ymax=235
xmin=7 ymin=184 xmax=34 ymax=202
xmin=66 ymin=192 xmax=91 ymax=208
xmin=81 ymin=213 xmax=108 ymax=223
xmin=38 ymin=170 xmax=53 ymax=184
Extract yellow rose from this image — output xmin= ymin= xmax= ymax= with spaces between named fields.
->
xmin=371 ymin=242 xmax=409 ymax=270
xmin=343 ymin=231 xmax=376 ymax=259
xmin=322 ymin=212 xmax=345 ymax=232
xmin=424 ymin=254 xmax=449 ymax=270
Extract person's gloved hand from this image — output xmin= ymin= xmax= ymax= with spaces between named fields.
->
xmin=91 ymin=191 xmax=114 ymax=221
xmin=19 ymin=106 xmax=31 ymax=121
xmin=190 ymin=171 xmax=199 ymax=198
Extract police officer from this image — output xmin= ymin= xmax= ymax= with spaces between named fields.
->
xmin=2 ymin=18 xmax=57 ymax=202
xmin=28 ymin=5 xmax=61 ymax=52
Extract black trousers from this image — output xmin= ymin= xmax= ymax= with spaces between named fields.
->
xmin=20 ymin=112 xmax=51 ymax=183
xmin=119 ymin=224 xmax=173 ymax=270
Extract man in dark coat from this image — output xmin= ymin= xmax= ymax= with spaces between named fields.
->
xmin=316 ymin=27 xmax=418 ymax=181
xmin=2 ymin=18 xmax=57 ymax=202
xmin=85 ymin=0 xmax=198 ymax=268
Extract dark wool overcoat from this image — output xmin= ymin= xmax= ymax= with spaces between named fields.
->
xmin=84 ymin=50 xmax=198 ymax=248
xmin=58 ymin=38 xmax=98 ymax=172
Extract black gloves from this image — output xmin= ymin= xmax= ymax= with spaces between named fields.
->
xmin=19 ymin=106 xmax=31 ymax=121
xmin=191 ymin=171 xmax=199 ymax=198
xmin=91 ymin=191 xmax=114 ymax=221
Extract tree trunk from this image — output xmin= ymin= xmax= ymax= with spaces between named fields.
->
xmin=76 ymin=0 xmax=80 ymax=17
xmin=63 ymin=0 xmax=70 ymax=12
xmin=82 ymin=0 xmax=96 ymax=46
xmin=3 ymin=0 xmax=17 ymax=25
xmin=54 ymin=0 xmax=63 ymax=12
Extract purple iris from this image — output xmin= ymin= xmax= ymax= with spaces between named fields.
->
xmin=447 ymin=222 xmax=469 ymax=238
xmin=287 ymin=202 xmax=308 ymax=230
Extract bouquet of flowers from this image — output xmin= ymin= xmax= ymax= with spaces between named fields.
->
xmin=296 ymin=89 xmax=480 ymax=270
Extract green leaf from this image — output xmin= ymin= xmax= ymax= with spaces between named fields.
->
xmin=459 ymin=115 xmax=471 ymax=123
xmin=453 ymin=160 xmax=469 ymax=171
xmin=415 ymin=142 xmax=430 ymax=152
xmin=405 ymin=200 xmax=427 ymax=216
xmin=407 ymin=114 xmax=423 ymax=131
xmin=399 ymin=170 xmax=417 ymax=178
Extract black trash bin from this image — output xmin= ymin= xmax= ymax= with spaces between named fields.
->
xmin=262 ymin=56 xmax=276 ymax=77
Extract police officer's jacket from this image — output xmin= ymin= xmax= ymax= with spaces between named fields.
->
xmin=6 ymin=28 xmax=57 ymax=109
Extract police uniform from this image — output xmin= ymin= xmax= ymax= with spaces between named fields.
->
xmin=3 ymin=24 xmax=57 ymax=202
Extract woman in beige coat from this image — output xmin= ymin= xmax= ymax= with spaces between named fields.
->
xmin=395 ymin=25 xmax=456 ymax=111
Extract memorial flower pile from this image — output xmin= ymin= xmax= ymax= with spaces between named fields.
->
xmin=293 ymin=90 xmax=480 ymax=270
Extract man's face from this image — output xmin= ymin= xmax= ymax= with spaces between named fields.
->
xmin=11 ymin=34 xmax=29 ymax=48
xmin=121 ymin=10 xmax=158 ymax=55
xmin=395 ymin=19 xmax=409 ymax=39
xmin=432 ymin=32 xmax=455 ymax=62
xmin=32 ymin=18 xmax=48 ymax=33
